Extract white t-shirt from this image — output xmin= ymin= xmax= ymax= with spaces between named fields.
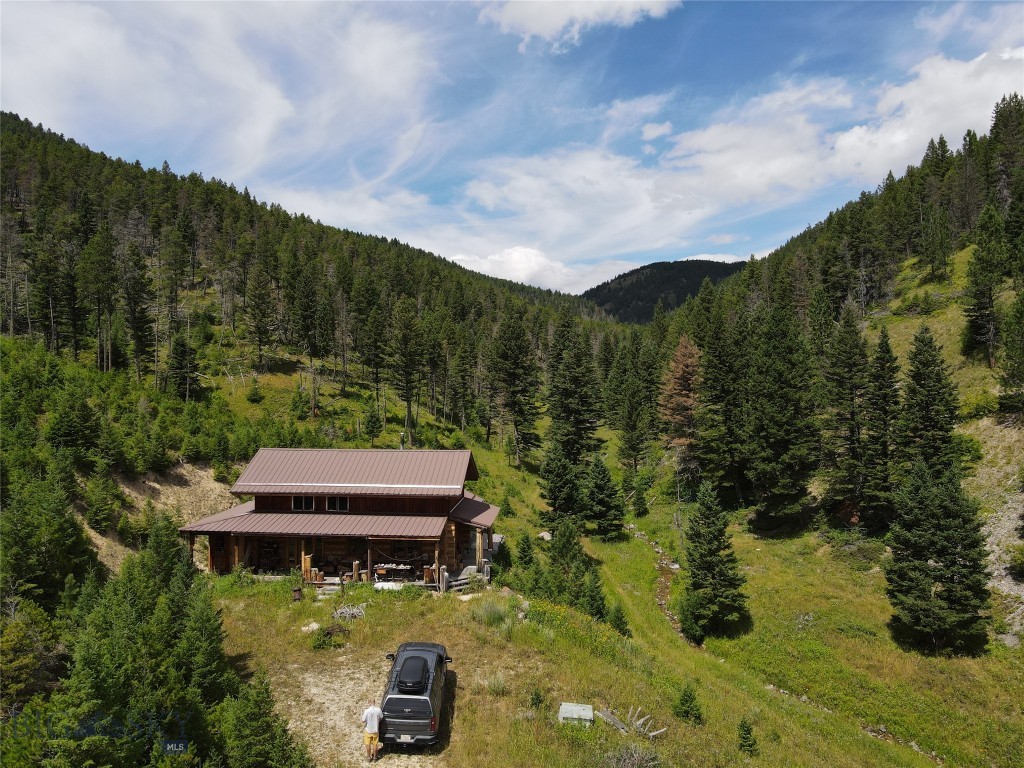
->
xmin=362 ymin=705 xmax=383 ymax=733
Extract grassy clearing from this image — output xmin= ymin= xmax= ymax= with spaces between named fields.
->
xmin=868 ymin=246 xmax=999 ymax=404
xmin=608 ymin=469 xmax=1024 ymax=768
xmin=214 ymin=571 xmax=934 ymax=768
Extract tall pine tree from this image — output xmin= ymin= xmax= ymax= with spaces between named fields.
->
xmin=823 ymin=304 xmax=868 ymax=513
xmin=743 ymin=281 xmax=818 ymax=522
xmin=962 ymin=205 xmax=1008 ymax=367
xmin=660 ymin=334 xmax=700 ymax=490
xmin=677 ymin=482 xmax=749 ymax=643
xmin=584 ymin=455 xmax=625 ymax=540
xmin=885 ymin=463 xmax=990 ymax=654
xmin=547 ymin=318 xmax=602 ymax=464
xmin=861 ymin=326 xmax=901 ymax=531
xmin=998 ymin=291 xmax=1024 ymax=411
xmin=896 ymin=325 xmax=959 ymax=479
xmin=490 ymin=309 xmax=542 ymax=463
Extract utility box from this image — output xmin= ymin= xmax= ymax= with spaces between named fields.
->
xmin=558 ymin=702 xmax=594 ymax=727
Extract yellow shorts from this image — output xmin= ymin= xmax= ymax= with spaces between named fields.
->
xmin=364 ymin=732 xmax=379 ymax=747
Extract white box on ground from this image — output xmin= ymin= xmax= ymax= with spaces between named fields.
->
xmin=558 ymin=702 xmax=594 ymax=727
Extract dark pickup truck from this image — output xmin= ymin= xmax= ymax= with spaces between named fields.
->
xmin=380 ymin=642 xmax=452 ymax=747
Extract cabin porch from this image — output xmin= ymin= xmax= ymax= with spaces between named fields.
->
xmin=189 ymin=521 xmax=493 ymax=586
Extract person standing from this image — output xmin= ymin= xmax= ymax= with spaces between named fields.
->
xmin=361 ymin=697 xmax=384 ymax=762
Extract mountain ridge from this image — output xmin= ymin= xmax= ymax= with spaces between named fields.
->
xmin=583 ymin=258 xmax=746 ymax=323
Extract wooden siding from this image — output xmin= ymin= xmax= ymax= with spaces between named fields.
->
xmin=253 ymin=494 xmax=458 ymax=515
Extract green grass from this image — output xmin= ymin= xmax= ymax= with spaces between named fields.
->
xmin=867 ymin=246 xmax=1000 ymax=403
xmin=601 ymin=458 xmax=1024 ymax=768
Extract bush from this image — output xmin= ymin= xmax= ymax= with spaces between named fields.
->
xmin=246 ymin=379 xmax=264 ymax=403
xmin=1008 ymin=544 xmax=1024 ymax=581
xmin=222 ymin=564 xmax=256 ymax=591
xmin=608 ymin=602 xmax=631 ymax=637
xmin=952 ymin=432 xmax=984 ymax=472
xmin=959 ymin=390 xmax=998 ymax=420
xmin=485 ymin=672 xmax=509 ymax=696
xmin=738 ymin=717 xmax=758 ymax=756
xmin=672 ymin=682 xmax=704 ymax=725
xmin=470 ymin=597 xmax=515 ymax=628
xmin=605 ymin=744 xmax=660 ymax=768
xmin=311 ymin=624 xmax=348 ymax=650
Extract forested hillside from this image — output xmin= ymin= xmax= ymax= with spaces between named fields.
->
xmin=582 ymin=258 xmax=745 ymax=323
xmin=1 ymin=95 xmax=1023 ymax=767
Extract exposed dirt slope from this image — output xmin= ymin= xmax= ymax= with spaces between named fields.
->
xmin=118 ymin=462 xmax=236 ymax=523
xmin=960 ymin=417 xmax=1024 ymax=635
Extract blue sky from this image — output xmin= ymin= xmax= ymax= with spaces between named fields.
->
xmin=2 ymin=2 xmax=1022 ymax=293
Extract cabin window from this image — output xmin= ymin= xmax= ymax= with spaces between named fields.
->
xmin=326 ymin=496 xmax=348 ymax=512
xmin=292 ymin=495 xmax=314 ymax=512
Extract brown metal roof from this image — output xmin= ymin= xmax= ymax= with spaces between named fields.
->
xmin=230 ymin=448 xmax=478 ymax=497
xmin=449 ymin=492 xmax=499 ymax=530
xmin=180 ymin=508 xmax=448 ymax=538
xmin=181 ymin=499 xmax=255 ymax=528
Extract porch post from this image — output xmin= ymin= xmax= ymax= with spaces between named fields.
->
xmin=475 ymin=527 xmax=484 ymax=569
xmin=231 ymin=536 xmax=239 ymax=569
xmin=367 ymin=541 xmax=373 ymax=580
xmin=434 ymin=541 xmax=440 ymax=585
xmin=207 ymin=537 xmax=213 ymax=572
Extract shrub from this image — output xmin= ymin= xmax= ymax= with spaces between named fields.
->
xmin=1008 ymin=544 xmax=1024 ymax=581
xmin=605 ymin=744 xmax=660 ymax=768
xmin=225 ymin=564 xmax=256 ymax=590
xmin=608 ymin=602 xmax=631 ymax=637
xmin=485 ymin=673 xmax=509 ymax=696
xmin=470 ymin=597 xmax=514 ymax=628
xmin=311 ymin=624 xmax=348 ymax=650
xmin=672 ymin=683 xmax=704 ymax=725
xmin=738 ymin=717 xmax=758 ymax=756
xmin=246 ymin=379 xmax=264 ymax=403
xmin=959 ymin=390 xmax=998 ymax=420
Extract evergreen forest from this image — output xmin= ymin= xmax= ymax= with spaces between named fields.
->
xmin=1 ymin=93 xmax=1023 ymax=767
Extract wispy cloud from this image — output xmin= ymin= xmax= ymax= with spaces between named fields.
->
xmin=478 ymin=0 xmax=681 ymax=53
xmin=1 ymin=1 xmax=1020 ymax=296
xmin=641 ymin=122 xmax=673 ymax=141
xmin=706 ymin=233 xmax=745 ymax=245
xmin=450 ymin=247 xmax=637 ymax=293
xmin=0 ymin=3 xmax=438 ymax=184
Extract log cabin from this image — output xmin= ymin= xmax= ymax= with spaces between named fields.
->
xmin=180 ymin=448 xmax=498 ymax=585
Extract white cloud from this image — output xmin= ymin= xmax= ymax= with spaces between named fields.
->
xmin=3 ymin=0 xmax=1019 ymax=298
xmin=479 ymin=0 xmax=680 ymax=52
xmin=917 ymin=2 xmax=1023 ymax=51
xmin=602 ymin=94 xmax=672 ymax=144
xmin=831 ymin=50 xmax=1024 ymax=180
xmin=641 ymin=121 xmax=673 ymax=141
xmin=0 ymin=3 xmax=437 ymax=184
xmin=464 ymin=147 xmax=707 ymax=261
xmin=451 ymin=247 xmax=636 ymax=294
